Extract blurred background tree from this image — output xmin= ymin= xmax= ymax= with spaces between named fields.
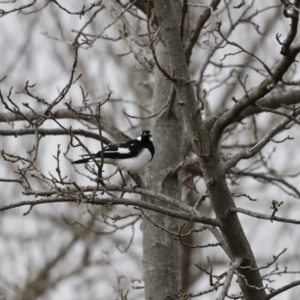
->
xmin=1 ymin=0 xmax=300 ymax=299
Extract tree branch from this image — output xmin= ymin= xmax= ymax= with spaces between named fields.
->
xmin=217 ymin=257 xmax=244 ymax=300
xmin=223 ymin=108 xmax=300 ymax=171
xmin=228 ymin=207 xmax=300 ymax=225
xmin=0 ymin=107 xmax=130 ymax=141
xmin=103 ymin=0 xmax=154 ymax=71
xmin=21 ymin=184 xmax=217 ymax=224
xmin=264 ymin=279 xmax=300 ymax=299
xmin=0 ymin=196 xmax=218 ymax=226
xmin=210 ymin=42 xmax=300 ymax=147
xmin=202 ymin=88 xmax=300 ymax=132
xmin=184 ymin=0 xmax=221 ymax=64
xmin=241 ymin=88 xmax=300 ymax=118
xmin=0 ymin=128 xmax=109 ymax=143
xmin=280 ymin=0 xmax=300 ymax=55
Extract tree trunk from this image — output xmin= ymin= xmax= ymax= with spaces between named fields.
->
xmin=142 ymin=40 xmax=183 ymax=300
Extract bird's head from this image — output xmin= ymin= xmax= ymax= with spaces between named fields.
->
xmin=137 ymin=130 xmax=152 ymax=142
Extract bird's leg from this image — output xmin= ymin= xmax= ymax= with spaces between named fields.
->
xmin=128 ymin=171 xmax=140 ymax=189
xmin=119 ymin=170 xmax=127 ymax=187
xmin=97 ymin=166 xmax=105 ymax=186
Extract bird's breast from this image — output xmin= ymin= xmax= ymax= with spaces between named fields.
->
xmin=113 ymin=148 xmax=153 ymax=172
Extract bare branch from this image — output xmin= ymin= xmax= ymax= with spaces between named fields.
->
xmin=103 ymin=0 xmax=154 ymax=70
xmin=217 ymin=257 xmax=244 ymax=300
xmin=264 ymin=279 xmax=300 ymax=299
xmin=228 ymin=207 xmax=300 ymax=225
xmin=21 ymin=184 xmax=215 ymax=223
xmin=184 ymin=0 xmax=221 ymax=64
xmin=0 ymin=107 xmax=129 ymax=141
xmin=48 ymin=0 xmax=102 ymax=16
xmin=0 ymin=0 xmax=36 ymax=16
xmin=0 ymin=195 xmax=218 ymax=226
xmin=210 ymin=42 xmax=300 ymax=147
xmin=223 ymin=108 xmax=300 ymax=171
xmin=280 ymin=0 xmax=300 ymax=55
xmin=0 ymin=128 xmax=110 ymax=143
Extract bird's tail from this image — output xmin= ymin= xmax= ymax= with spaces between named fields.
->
xmin=72 ymin=156 xmax=92 ymax=165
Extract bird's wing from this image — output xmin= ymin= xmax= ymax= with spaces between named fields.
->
xmin=96 ymin=139 xmax=141 ymax=159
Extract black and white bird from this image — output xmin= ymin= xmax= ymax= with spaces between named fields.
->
xmin=72 ymin=130 xmax=155 ymax=186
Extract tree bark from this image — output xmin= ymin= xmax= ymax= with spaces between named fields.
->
xmin=152 ymin=0 xmax=267 ymax=299
xmin=142 ymin=31 xmax=183 ymax=300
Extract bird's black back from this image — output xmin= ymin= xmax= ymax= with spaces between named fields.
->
xmin=96 ymin=131 xmax=154 ymax=160
xmin=72 ymin=130 xmax=154 ymax=164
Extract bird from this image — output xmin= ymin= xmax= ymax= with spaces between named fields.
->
xmin=72 ymin=130 xmax=155 ymax=186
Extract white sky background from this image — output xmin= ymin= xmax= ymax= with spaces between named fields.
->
xmin=1 ymin=0 xmax=300 ymax=299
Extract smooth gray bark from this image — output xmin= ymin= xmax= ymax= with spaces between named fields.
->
xmin=142 ymin=40 xmax=183 ymax=300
